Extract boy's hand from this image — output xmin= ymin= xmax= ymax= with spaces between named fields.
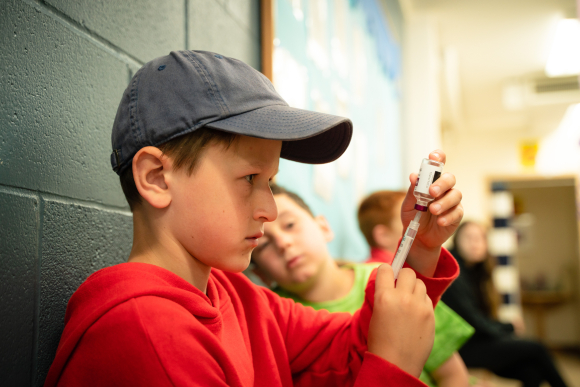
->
xmin=368 ymin=264 xmax=435 ymax=377
xmin=401 ymin=150 xmax=463 ymax=277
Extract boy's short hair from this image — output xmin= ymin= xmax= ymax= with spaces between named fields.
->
xmin=120 ymin=128 xmax=237 ymax=210
xmin=270 ymin=183 xmax=314 ymax=217
xmin=357 ymin=190 xmax=406 ymax=247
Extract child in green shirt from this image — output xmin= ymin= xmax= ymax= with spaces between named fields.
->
xmin=252 ymin=184 xmax=474 ymax=387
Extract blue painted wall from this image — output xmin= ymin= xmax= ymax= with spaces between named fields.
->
xmin=274 ymin=0 xmax=404 ymax=261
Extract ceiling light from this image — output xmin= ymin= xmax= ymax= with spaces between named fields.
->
xmin=535 ymin=103 xmax=580 ymax=175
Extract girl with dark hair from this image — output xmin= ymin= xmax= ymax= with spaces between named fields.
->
xmin=442 ymin=221 xmax=568 ymax=387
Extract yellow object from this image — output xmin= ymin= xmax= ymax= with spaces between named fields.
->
xmin=520 ymin=140 xmax=538 ymax=167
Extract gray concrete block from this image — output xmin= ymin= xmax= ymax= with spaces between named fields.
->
xmin=0 ymin=0 xmax=129 ymax=208
xmin=37 ymin=199 xmax=132 ymax=386
xmin=225 ymin=0 xmax=260 ymax=40
xmin=0 ymin=190 xmax=39 ymax=387
xmin=188 ymin=0 xmax=261 ymax=70
xmin=45 ymin=0 xmax=185 ymax=62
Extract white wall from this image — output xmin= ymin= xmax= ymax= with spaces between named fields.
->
xmin=443 ymin=101 xmax=572 ymax=223
xmin=402 ymin=14 xmax=442 ymax=183
xmin=443 ymin=128 xmax=525 ymax=222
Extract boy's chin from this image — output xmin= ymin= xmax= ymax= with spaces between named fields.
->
xmin=290 ymin=270 xmax=316 ymax=285
xmin=213 ymin=254 xmax=252 ymax=273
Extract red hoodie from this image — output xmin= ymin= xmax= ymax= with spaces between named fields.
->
xmin=45 ymin=251 xmax=458 ymax=386
xmin=367 ymin=247 xmax=395 ymax=264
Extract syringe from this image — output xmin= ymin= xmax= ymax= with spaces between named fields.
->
xmin=391 ymin=158 xmax=444 ymax=279
xmin=391 ymin=211 xmax=422 ymax=279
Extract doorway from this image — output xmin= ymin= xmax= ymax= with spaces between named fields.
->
xmin=494 ymin=176 xmax=580 ymax=348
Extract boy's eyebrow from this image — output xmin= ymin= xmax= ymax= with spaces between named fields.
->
xmin=245 ymin=160 xmax=279 ymax=176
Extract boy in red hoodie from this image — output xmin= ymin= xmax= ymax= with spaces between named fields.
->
xmin=44 ymin=50 xmax=463 ymax=386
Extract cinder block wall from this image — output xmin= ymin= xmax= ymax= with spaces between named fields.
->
xmin=0 ymin=1 xmax=260 ymax=385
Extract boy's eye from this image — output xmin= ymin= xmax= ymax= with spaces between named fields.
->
xmin=245 ymin=174 xmax=257 ymax=183
xmin=285 ymin=222 xmax=294 ymax=229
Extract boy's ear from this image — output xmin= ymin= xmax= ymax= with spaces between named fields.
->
xmin=132 ymin=146 xmax=172 ymax=209
xmin=314 ymin=215 xmax=334 ymax=243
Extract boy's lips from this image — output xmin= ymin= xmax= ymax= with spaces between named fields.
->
xmin=247 ymin=231 xmax=264 ymax=239
xmin=286 ymin=255 xmax=303 ymax=269
xmin=246 ymin=232 xmax=264 ymax=248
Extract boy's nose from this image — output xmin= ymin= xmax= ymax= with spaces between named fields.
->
xmin=254 ymin=187 xmax=278 ymax=223
xmin=273 ymin=233 xmax=293 ymax=254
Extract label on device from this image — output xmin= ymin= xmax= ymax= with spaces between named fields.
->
xmin=414 ymin=161 xmax=443 ymax=195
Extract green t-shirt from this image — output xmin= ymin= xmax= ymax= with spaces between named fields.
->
xmin=275 ymin=263 xmax=474 ymax=387
xmin=275 ymin=263 xmax=378 ymax=314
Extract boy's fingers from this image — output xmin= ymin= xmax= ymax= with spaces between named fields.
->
xmin=402 ymin=174 xmax=418 ymax=212
xmin=436 ymin=204 xmax=464 ymax=228
xmin=413 ymin=278 xmax=427 ymax=299
xmin=375 ymin=264 xmax=395 ymax=293
xmin=395 ymin=268 xmax=416 ymax=292
xmin=429 ymin=188 xmax=462 ymax=216
xmin=429 ymin=149 xmax=446 ymax=165
xmin=429 ymin=172 xmax=456 ymax=199
xmin=425 ymin=294 xmax=433 ymax=308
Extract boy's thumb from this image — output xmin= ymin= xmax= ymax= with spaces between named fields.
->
xmin=375 ymin=264 xmax=395 ymax=293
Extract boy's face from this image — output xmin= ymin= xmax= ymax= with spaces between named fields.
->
xmin=373 ymin=196 xmax=405 ymax=253
xmin=167 ymin=135 xmax=281 ymax=273
xmin=252 ymin=194 xmax=334 ymax=289
xmin=389 ymin=196 xmax=405 ymax=237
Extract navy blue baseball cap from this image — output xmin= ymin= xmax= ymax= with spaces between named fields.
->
xmin=111 ymin=50 xmax=353 ymax=175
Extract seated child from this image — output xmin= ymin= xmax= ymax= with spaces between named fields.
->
xmin=251 ymin=185 xmax=472 ymax=387
xmin=44 ymin=51 xmax=462 ymax=386
xmin=358 ymin=190 xmax=475 ymax=386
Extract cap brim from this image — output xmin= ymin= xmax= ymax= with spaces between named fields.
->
xmin=205 ymin=105 xmax=353 ymax=164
